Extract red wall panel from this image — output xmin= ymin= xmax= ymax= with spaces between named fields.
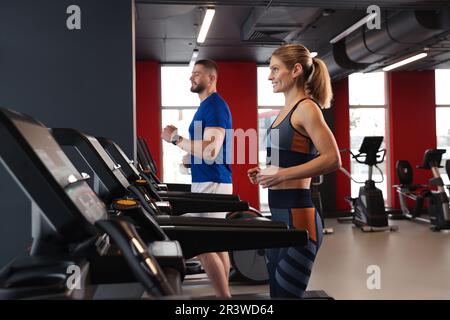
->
xmin=388 ymin=71 xmax=436 ymax=208
xmin=136 ymin=60 xmax=260 ymax=209
xmin=217 ymin=62 xmax=260 ymax=210
xmin=333 ymin=78 xmax=351 ymax=211
xmin=136 ymin=60 xmax=162 ymax=177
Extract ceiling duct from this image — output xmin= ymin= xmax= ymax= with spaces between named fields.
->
xmin=333 ymin=39 xmax=371 ymax=70
xmin=324 ymin=7 xmax=450 ymax=79
xmin=241 ymin=7 xmax=320 ymax=44
xmin=241 ymin=8 xmax=295 ymax=44
xmin=346 ymin=8 xmax=450 ymax=64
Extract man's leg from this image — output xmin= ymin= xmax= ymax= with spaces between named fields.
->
xmin=198 ymin=252 xmax=231 ymax=298
xmin=217 ymin=251 xmax=230 ymax=281
xmin=191 ymin=182 xmax=232 ymax=298
xmin=208 ymin=183 xmax=233 ymax=290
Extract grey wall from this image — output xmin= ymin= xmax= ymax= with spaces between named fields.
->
xmin=0 ymin=0 xmax=135 ymax=268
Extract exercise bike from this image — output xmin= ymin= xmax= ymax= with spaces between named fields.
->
xmin=338 ymin=136 xmax=398 ymax=232
xmin=391 ymin=149 xmax=450 ymax=231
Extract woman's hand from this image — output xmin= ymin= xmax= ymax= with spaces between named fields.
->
xmin=247 ymin=167 xmax=261 ymax=184
xmin=256 ymin=166 xmax=285 ymax=188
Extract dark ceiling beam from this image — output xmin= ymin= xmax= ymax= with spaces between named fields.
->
xmin=136 ymin=0 xmax=450 ymax=10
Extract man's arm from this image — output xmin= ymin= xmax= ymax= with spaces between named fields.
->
xmin=162 ymin=125 xmax=225 ymax=162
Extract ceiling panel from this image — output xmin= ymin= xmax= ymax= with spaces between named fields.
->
xmin=135 ymin=1 xmax=450 ymax=77
xmin=136 ymin=0 xmax=450 ymax=10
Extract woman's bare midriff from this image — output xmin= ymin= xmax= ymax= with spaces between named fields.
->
xmin=269 ymin=177 xmax=311 ymax=190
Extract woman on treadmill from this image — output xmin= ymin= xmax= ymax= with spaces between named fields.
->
xmin=248 ymin=44 xmax=341 ymax=298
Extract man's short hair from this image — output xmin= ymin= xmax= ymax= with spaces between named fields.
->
xmin=194 ymin=59 xmax=218 ymax=75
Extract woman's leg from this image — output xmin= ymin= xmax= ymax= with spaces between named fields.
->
xmin=268 ymin=208 xmax=323 ymax=298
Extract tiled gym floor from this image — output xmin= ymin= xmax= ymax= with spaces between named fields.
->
xmin=182 ymin=218 xmax=450 ymax=300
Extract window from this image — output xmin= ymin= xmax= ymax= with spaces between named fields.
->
xmin=435 ymin=69 xmax=450 ymax=105
xmin=161 ymin=66 xmax=198 ymax=183
xmin=161 ymin=66 xmax=198 ymax=107
xmin=258 ymin=108 xmax=280 ymax=212
xmin=257 ymin=67 xmax=285 ymax=107
xmin=257 ymin=67 xmax=283 ymax=212
xmin=435 ymin=69 xmax=450 ymax=185
xmin=348 ymin=72 xmax=388 ymax=200
xmin=161 ymin=108 xmax=197 ymax=184
xmin=349 ymin=72 xmax=385 ymax=106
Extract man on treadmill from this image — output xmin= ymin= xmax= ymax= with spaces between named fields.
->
xmin=161 ymin=59 xmax=233 ymax=298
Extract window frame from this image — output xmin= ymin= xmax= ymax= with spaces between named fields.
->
xmin=435 ymin=69 xmax=450 ymax=186
xmin=160 ymin=64 xmax=199 ymax=108
xmin=435 ymin=104 xmax=450 ymax=186
xmin=348 ymin=72 xmax=390 ymax=205
xmin=256 ymin=65 xmax=284 ymax=212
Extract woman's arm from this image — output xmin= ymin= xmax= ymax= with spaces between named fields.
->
xmin=257 ymin=100 xmax=341 ymax=188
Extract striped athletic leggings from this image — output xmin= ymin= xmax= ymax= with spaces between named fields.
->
xmin=266 ymin=189 xmax=323 ymax=298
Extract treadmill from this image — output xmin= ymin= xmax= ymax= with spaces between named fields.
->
xmin=0 ymin=106 xmax=308 ymax=270
xmin=50 ymin=128 xmax=308 ymax=258
xmin=55 ymin=131 xmax=264 ymax=221
xmin=0 ymin=107 xmax=183 ymax=299
xmin=53 ymin=129 xmax=249 ymax=216
xmin=100 ymin=136 xmax=241 ymax=202
xmin=96 ymin=136 xmax=286 ymax=283
xmin=137 ymin=137 xmax=191 ymax=192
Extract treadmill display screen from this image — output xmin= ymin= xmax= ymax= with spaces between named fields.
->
xmin=13 ymin=117 xmax=107 ymax=224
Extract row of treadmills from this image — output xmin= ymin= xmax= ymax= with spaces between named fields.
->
xmin=0 ymin=106 xmax=321 ymax=299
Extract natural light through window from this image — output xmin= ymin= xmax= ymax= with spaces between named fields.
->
xmin=161 ymin=66 xmax=199 ymax=107
xmin=348 ymin=72 xmax=387 ymax=200
xmin=161 ymin=66 xmax=200 ymax=183
xmin=161 ymin=108 xmax=196 ymax=183
xmin=435 ymin=69 xmax=450 ymax=105
xmin=257 ymin=66 xmax=285 ymax=107
xmin=435 ymin=69 xmax=450 ymax=185
xmin=257 ymin=66 xmax=284 ymax=211
xmin=349 ymin=72 xmax=385 ymax=106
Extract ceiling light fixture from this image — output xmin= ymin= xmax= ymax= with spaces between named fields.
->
xmin=197 ymin=8 xmax=215 ymax=44
xmin=189 ymin=49 xmax=199 ymax=68
xmin=329 ymin=12 xmax=378 ymax=44
xmin=382 ymin=52 xmax=428 ymax=72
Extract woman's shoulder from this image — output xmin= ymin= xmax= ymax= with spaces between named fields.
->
xmin=291 ymin=98 xmax=324 ymax=129
xmin=294 ymin=98 xmax=322 ymax=116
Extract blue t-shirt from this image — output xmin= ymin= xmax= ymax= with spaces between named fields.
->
xmin=188 ymin=93 xmax=232 ymax=183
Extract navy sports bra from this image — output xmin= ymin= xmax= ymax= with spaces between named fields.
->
xmin=266 ymin=98 xmax=319 ymax=168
